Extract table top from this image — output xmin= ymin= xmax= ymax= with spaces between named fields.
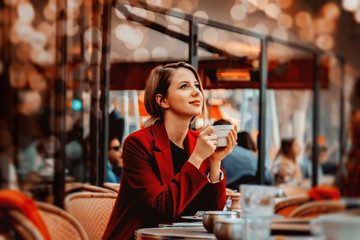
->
xmin=136 ymin=225 xmax=324 ymax=240
xmin=136 ymin=227 xmax=216 ymax=239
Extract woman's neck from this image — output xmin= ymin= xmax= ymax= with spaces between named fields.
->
xmin=163 ymin=114 xmax=191 ymax=149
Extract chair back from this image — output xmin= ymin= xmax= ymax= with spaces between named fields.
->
xmin=64 ymin=192 xmax=117 ymax=240
xmin=36 ymin=202 xmax=88 ymax=240
xmin=1 ymin=209 xmax=44 ymax=240
xmin=275 ymin=195 xmax=310 ymax=217
xmin=66 ymin=183 xmax=117 ymax=194
xmin=288 ymin=200 xmax=346 ymax=218
xmin=103 ymin=182 xmax=120 ymax=192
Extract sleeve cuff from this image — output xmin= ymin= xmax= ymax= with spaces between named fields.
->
xmin=206 ymin=169 xmax=224 ymax=184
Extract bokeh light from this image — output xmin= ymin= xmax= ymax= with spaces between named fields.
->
xmin=145 ymin=10 xmax=156 ymax=22
xmin=272 ymin=27 xmax=288 ymax=41
xmin=68 ymin=0 xmax=82 ymax=17
xmin=257 ymin=0 xmax=269 ymax=11
xmin=167 ymin=8 xmax=185 ymax=25
xmin=14 ymin=21 xmax=33 ymax=42
xmin=225 ymin=41 xmax=260 ymax=57
xmin=342 ymin=0 xmax=358 ymax=12
xmin=146 ymin=0 xmax=172 ymax=9
xmin=203 ymin=28 xmax=219 ymax=44
xmin=18 ymin=2 xmax=35 ymax=23
xmin=177 ymin=0 xmax=193 ymax=13
xmin=314 ymin=18 xmax=335 ymax=34
xmin=30 ymin=49 xmax=55 ymax=66
xmin=66 ymin=19 xmax=79 ymax=37
xmin=84 ymin=26 xmax=102 ymax=44
xmin=43 ymin=3 xmax=56 ymax=22
xmin=265 ymin=3 xmax=281 ymax=19
xmin=146 ymin=0 xmax=162 ymax=6
xmin=133 ymin=48 xmax=150 ymax=62
xmin=295 ymin=11 xmax=312 ymax=28
xmin=244 ymin=0 xmax=257 ymax=14
xmin=253 ymin=23 xmax=269 ymax=36
xmin=28 ymin=69 xmax=47 ymax=91
xmin=315 ymin=34 xmax=334 ymax=50
xmin=130 ymin=6 xmax=147 ymax=19
xmin=71 ymin=99 xmax=82 ymax=111
xmin=194 ymin=10 xmax=209 ymax=23
xmin=29 ymin=31 xmax=47 ymax=49
xmin=354 ymin=9 xmax=360 ymax=23
xmin=277 ymin=13 xmax=293 ymax=29
xmin=124 ymin=28 xmax=144 ymax=49
xmin=37 ymin=21 xmax=54 ymax=40
xmin=115 ymin=24 xmax=144 ymax=49
xmin=321 ymin=2 xmax=341 ymax=20
xmin=278 ymin=0 xmax=293 ymax=9
xmin=299 ymin=27 xmax=315 ymax=42
xmin=151 ymin=46 xmax=168 ymax=60
xmin=18 ymin=91 xmax=42 ymax=116
xmin=230 ymin=4 xmax=247 ymax=21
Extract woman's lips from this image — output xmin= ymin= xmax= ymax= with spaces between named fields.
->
xmin=189 ymin=100 xmax=201 ymax=105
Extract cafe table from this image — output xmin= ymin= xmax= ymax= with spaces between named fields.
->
xmin=135 ymin=223 xmax=325 ymax=240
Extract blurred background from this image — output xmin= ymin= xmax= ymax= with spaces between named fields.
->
xmin=1 ymin=0 xmax=360 ymax=204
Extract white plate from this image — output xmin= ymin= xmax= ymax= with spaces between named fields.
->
xmin=180 ymin=216 xmax=203 ymax=221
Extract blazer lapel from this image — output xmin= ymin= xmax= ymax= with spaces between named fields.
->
xmin=152 ymin=122 xmax=174 ymax=186
xmin=185 ymin=130 xmax=209 ymax=175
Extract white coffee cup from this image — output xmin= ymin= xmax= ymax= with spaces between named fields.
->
xmin=212 ymin=125 xmax=234 ymax=147
xmin=310 ymin=211 xmax=360 ymax=240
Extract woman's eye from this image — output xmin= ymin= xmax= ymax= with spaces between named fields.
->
xmin=180 ymin=84 xmax=188 ymax=89
xmin=195 ymin=84 xmax=200 ymax=89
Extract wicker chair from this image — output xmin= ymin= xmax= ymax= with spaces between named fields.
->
xmin=275 ymin=195 xmax=311 ymax=217
xmin=64 ymin=192 xmax=117 ymax=240
xmin=103 ymin=182 xmax=120 ymax=193
xmin=288 ymin=200 xmax=346 ymax=218
xmin=66 ymin=182 xmax=117 ymax=194
xmin=36 ymin=201 xmax=88 ymax=240
xmin=280 ymin=184 xmax=309 ymax=197
xmin=1 ymin=210 xmax=44 ymax=240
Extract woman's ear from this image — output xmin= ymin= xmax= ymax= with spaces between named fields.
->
xmin=156 ymin=94 xmax=169 ymax=109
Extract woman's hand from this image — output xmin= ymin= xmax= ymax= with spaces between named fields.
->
xmin=209 ymin=126 xmax=237 ymax=163
xmin=188 ymin=125 xmax=217 ymax=169
xmin=208 ymin=126 xmax=237 ymax=182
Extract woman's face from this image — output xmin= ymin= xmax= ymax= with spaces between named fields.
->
xmin=162 ymin=67 xmax=203 ymax=119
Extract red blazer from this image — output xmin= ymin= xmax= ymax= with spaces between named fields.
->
xmin=103 ymin=121 xmax=227 ymax=240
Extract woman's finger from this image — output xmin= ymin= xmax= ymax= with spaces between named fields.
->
xmin=200 ymin=124 xmax=214 ymax=136
xmin=207 ymin=135 xmax=218 ymax=141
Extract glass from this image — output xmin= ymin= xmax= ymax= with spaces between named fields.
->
xmin=240 ymin=185 xmax=276 ymax=240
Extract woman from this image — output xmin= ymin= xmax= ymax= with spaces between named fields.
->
xmin=271 ymin=138 xmax=302 ymax=186
xmin=103 ymin=62 xmax=236 ymax=239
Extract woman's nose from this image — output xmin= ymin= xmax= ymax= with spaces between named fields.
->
xmin=191 ymin=86 xmax=200 ymax=95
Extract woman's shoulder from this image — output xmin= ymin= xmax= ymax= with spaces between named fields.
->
xmin=123 ymin=126 xmax=154 ymax=146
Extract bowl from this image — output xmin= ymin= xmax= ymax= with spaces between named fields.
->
xmin=202 ymin=211 xmax=238 ymax=233
xmin=214 ymin=218 xmax=244 ymax=240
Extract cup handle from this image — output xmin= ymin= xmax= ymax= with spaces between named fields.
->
xmin=309 ymin=218 xmax=323 ymax=235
